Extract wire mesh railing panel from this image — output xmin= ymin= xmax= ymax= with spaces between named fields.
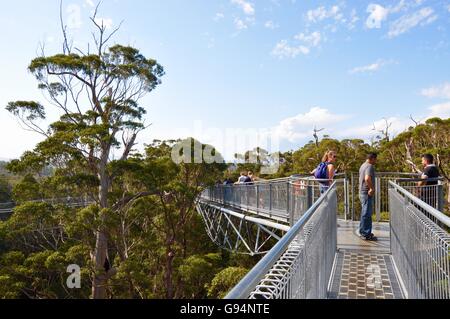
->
xmin=201 ymin=174 xmax=351 ymax=225
xmin=396 ymin=178 xmax=445 ymax=216
xmin=349 ymin=172 xmax=423 ymax=222
xmin=389 ymin=182 xmax=450 ymax=299
xmin=225 ymin=185 xmax=338 ymax=299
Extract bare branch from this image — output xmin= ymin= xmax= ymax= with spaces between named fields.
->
xmin=59 ymin=0 xmax=72 ymax=54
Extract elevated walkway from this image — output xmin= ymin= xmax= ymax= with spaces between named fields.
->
xmin=197 ymin=175 xmax=450 ymax=300
xmin=0 ymin=197 xmax=94 ymax=221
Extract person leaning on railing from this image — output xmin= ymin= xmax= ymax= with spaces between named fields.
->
xmin=313 ymin=150 xmax=337 ymax=194
xmin=247 ymin=171 xmax=256 ymax=185
xmin=236 ymin=171 xmax=249 ymax=184
xmin=409 ymin=154 xmax=441 ymax=207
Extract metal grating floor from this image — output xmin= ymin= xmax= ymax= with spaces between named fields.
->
xmin=328 ymin=220 xmax=405 ymax=299
xmin=328 ymin=250 xmax=404 ymax=299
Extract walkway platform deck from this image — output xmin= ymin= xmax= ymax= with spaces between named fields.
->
xmin=328 ymin=221 xmax=405 ymax=299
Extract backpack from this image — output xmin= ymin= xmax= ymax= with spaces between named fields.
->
xmin=314 ymin=162 xmax=329 ymax=180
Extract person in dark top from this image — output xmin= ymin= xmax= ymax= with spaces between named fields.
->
xmin=223 ymin=178 xmax=234 ymax=186
xmin=418 ymin=154 xmax=441 ymax=208
xmin=420 ymin=154 xmax=440 ymax=185
xmin=223 ymin=178 xmax=234 ymax=202
xmin=236 ymin=171 xmax=249 ymax=184
xmin=246 ymin=171 xmax=255 ymax=185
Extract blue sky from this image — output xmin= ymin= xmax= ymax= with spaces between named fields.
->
xmin=1 ymin=0 xmax=450 ymax=160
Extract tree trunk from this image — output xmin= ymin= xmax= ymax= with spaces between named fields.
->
xmin=447 ymin=182 xmax=450 ymax=208
xmin=92 ymin=158 xmax=110 ymax=299
xmin=165 ymin=248 xmax=175 ymax=299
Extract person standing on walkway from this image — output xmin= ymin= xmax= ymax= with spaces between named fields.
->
xmin=359 ymin=153 xmax=378 ymax=241
xmin=419 ymin=154 xmax=441 ymax=207
xmin=223 ymin=177 xmax=234 ymax=203
xmin=314 ymin=150 xmax=337 ymax=194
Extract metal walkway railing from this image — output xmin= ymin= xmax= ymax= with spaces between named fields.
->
xmin=225 ymin=183 xmax=338 ymax=299
xmin=0 ymin=197 xmax=95 ymax=220
xmin=197 ymin=173 xmax=450 ymax=300
xmin=201 ymin=175 xmax=347 ymax=226
xmin=389 ymin=181 xmax=450 ymax=299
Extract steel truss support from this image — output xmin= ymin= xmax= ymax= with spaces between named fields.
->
xmin=197 ymin=201 xmax=289 ymax=255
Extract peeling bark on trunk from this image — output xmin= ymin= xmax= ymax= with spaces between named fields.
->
xmin=92 ymin=155 xmax=110 ymax=299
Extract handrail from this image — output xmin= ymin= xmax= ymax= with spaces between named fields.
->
xmin=389 ymin=181 xmax=450 ymax=227
xmin=376 ymin=172 xmax=421 ymax=176
xmin=224 ymin=182 xmax=337 ymax=299
xmin=0 ymin=202 xmax=15 ymax=206
xmin=395 ymin=177 xmax=444 ymax=183
xmin=289 ymin=176 xmax=346 ymax=184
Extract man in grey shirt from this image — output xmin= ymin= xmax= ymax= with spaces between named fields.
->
xmin=359 ymin=153 xmax=378 ymax=241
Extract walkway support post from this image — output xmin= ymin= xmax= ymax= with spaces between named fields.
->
xmin=438 ymin=183 xmax=444 ymax=213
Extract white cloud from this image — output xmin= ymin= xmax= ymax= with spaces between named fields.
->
xmin=85 ymin=0 xmax=95 ymax=7
xmin=388 ymin=0 xmax=422 ymax=14
xmin=421 ymin=82 xmax=450 ymax=99
xmin=339 ymin=117 xmax=412 ymax=140
xmin=366 ymin=4 xmax=389 ymax=29
xmin=348 ymin=9 xmax=360 ymax=30
xmin=66 ymin=4 xmax=82 ymax=29
xmin=233 ymin=16 xmax=255 ymax=31
xmin=214 ymin=13 xmax=225 ymax=22
xmin=94 ymin=17 xmax=113 ymax=30
xmin=271 ymin=40 xmax=309 ymax=59
xmin=295 ymin=31 xmax=322 ymax=47
xmin=421 ymin=83 xmax=450 ymax=119
xmin=234 ymin=19 xmax=247 ymax=30
xmin=231 ymin=0 xmax=255 ymax=15
xmin=365 ymin=1 xmax=427 ymax=30
xmin=306 ymin=5 xmax=343 ymax=23
xmin=388 ymin=7 xmax=436 ymax=38
xmin=234 ymin=17 xmax=248 ymax=30
xmin=429 ymin=102 xmax=450 ymax=118
xmin=272 ymin=104 xmax=448 ymax=146
xmin=265 ymin=20 xmax=279 ymax=29
xmin=349 ymin=59 xmax=394 ymax=74
xmin=272 ymin=31 xmax=322 ymax=59
xmin=273 ymin=107 xmax=349 ymax=142
xmin=305 ymin=5 xmax=358 ymax=34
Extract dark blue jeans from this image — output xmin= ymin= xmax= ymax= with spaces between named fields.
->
xmin=359 ymin=193 xmax=374 ymax=237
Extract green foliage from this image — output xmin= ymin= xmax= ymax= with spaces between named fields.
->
xmin=207 ymin=267 xmax=249 ymax=299
xmin=293 ymin=138 xmax=374 ymax=174
xmin=379 ymin=118 xmax=450 ymax=174
xmin=178 ymin=253 xmax=222 ymax=298
xmin=6 ymin=101 xmax=46 ymax=121
xmin=0 ymin=177 xmax=12 ymax=202
xmin=12 ymin=175 xmax=42 ymax=202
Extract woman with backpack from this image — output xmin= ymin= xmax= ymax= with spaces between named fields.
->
xmin=313 ymin=150 xmax=337 ymax=194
